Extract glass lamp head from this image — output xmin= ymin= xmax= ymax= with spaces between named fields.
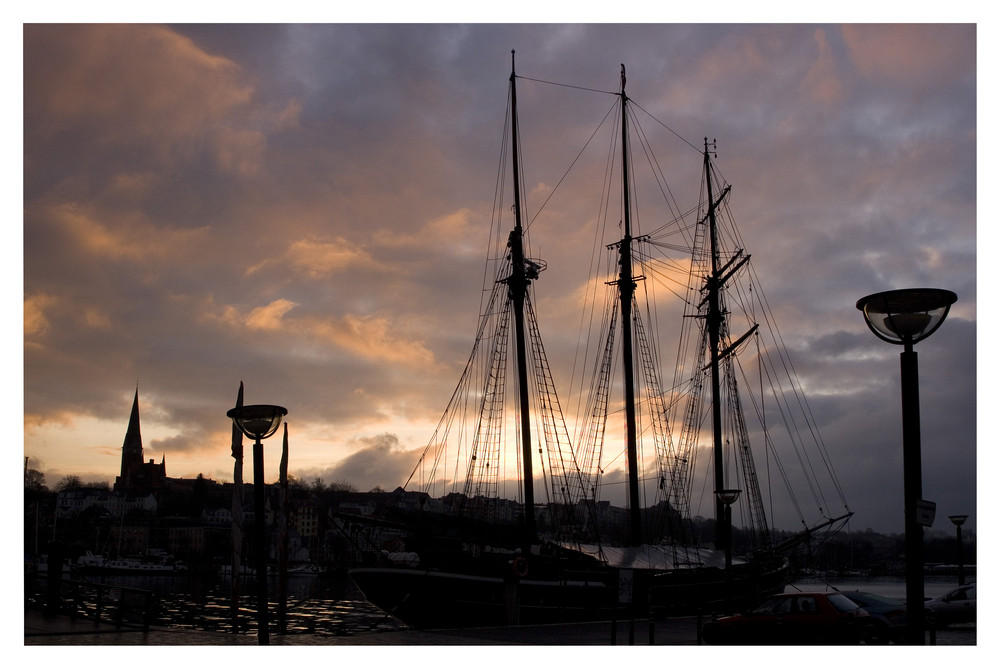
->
xmin=715 ymin=489 xmax=742 ymax=506
xmin=227 ymin=404 xmax=287 ymax=440
xmin=856 ymin=288 xmax=956 ymax=346
xmin=948 ymin=514 xmax=968 ymax=527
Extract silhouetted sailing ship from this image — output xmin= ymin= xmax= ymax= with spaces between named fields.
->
xmin=350 ymin=56 xmax=852 ymax=629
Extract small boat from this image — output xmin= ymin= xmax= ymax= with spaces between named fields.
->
xmin=76 ymin=550 xmax=188 ymax=575
xmin=286 ymin=563 xmax=325 ymax=576
xmin=351 ymin=55 xmax=852 ymax=629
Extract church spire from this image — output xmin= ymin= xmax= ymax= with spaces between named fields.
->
xmin=114 ymin=384 xmax=167 ymax=494
xmin=120 ymin=385 xmax=144 ymax=480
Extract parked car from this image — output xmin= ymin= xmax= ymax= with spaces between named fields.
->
xmin=925 ymin=583 xmax=976 ymax=628
xmin=841 ymin=591 xmax=906 ymax=644
xmin=702 ymin=592 xmax=870 ymax=645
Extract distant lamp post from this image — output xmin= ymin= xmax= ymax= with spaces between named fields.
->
xmin=857 ymin=288 xmax=956 ymax=646
xmin=948 ymin=515 xmax=968 ymax=586
xmin=227 ymin=404 xmax=287 ymax=646
xmin=715 ymin=489 xmax=741 ymax=567
xmin=715 ymin=489 xmax=741 ymax=591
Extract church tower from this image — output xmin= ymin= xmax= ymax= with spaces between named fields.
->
xmin=114 ymin=386 xmax=166 ymax=493
xmin=119 ymin=387 xmax=143 ymax=483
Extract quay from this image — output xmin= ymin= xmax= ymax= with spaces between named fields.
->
xmin=25 ymin=609 xmax=702 ymax=646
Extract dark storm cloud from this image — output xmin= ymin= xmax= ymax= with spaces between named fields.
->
xmin=307 ymin=433 xmax=426 ymax=492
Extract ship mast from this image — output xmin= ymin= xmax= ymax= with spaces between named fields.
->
xmin=703 ymin=140 xmax=754 ymax=551
xmin=507 ymin=52 xmax=536 ymax=543
xmin=704 ymin=139 xmax=727 ymax=550
xmin=616 ymin=65 xmax=642 ymax=546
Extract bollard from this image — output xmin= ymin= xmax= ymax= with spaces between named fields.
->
xmin=95 ymin=587 xmax=105 ymax=625
xmin=45 ymin=542 xmax=64 ymax=615
xmin=143 ymin=591 xmax=153 ymax=632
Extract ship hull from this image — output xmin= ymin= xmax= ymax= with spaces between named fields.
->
xmin=650 ymin=557 xmax=789 ymax=614
xmin=350 ymin=565 xmax=617 ymax=629
xmin=350 ymin=551 xmax=788 ymax=629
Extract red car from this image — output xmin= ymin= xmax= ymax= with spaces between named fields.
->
xmin=703 ymin=592 xmax=871 ymax=645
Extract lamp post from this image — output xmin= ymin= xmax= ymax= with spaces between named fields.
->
xmin=948 ymin=515 xmax=968 ymax=586
xmin=857 ymin=288 xmax=956 ymax=645
xmin=227 ymin=403 xmax=287 ymax=645
xmin=715 ymin=488 xmax=741 ymax=611
xmin=715 ymin=489 xmax=741 ymax=572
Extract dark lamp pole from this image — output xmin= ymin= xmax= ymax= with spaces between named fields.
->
xmin=227 ymin=403 xmax=287 ymax=645
xmin=714 ymin=489 xmax=741 ymax=564
xmin=715 ymin=488 xmax=741 ymax=611
xmin=857 ymin=288 xmax=956 ymax=646
xmin=948 ymin=514 xmax=968 ymax=586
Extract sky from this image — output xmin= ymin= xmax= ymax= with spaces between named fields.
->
xmin=20 ymin=20 xmax=981 ymax=536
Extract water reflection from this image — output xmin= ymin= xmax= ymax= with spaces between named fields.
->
xmin=71 ymin=573 xmax=974 ymax=644
xmin=81 ymin=571 xmax=404 ymax=637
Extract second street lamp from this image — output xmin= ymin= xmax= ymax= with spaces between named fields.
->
xmin=714 ymin=489 xmax=741 ymax=573
xmin=227 ymin=403 xmax=287 ymax=646
xmin=857 ymin=287 xmax=956 ymax=645
xmin=715 ymin=489 xmax=741 ymax=612
xmin=948 ymin=514 xmax=968 ymax=586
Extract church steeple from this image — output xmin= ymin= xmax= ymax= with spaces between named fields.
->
xmin=120 ymin=385 xmax=144 ymax=481
xmin=114 ymin=384 xmax=166 ymax=493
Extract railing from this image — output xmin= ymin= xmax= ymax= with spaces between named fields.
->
xmin=25 ymin=572 xmax=157 ymax=632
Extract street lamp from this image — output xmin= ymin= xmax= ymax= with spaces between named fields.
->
xmin=715 ymin=488 xmax=741 ymax=610
xmin=227 ymin=403 xmax=287 ymax=645
xmin=857 ymin=288 xmax=956 ymax=645
xmin=948 ymin=514 xmax=968 ymax=586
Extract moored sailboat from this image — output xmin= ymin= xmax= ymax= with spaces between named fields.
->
xmin=350 ymin=53 xmax=619 ymax=628
xmin=349 ymin=57 xmax=852 ymax=629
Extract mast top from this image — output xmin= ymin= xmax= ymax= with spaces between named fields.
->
xmin=620 ymin=63 xmax=626 ymax=94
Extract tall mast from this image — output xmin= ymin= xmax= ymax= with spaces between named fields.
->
xmin=704 ymin=139 xmax=727 ymax=550
xmin=507 ymin=51 xmax=536 ymax=542
xmin=617 ymin=64 xmax=642 ymax=546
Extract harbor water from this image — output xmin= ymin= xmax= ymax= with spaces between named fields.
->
xmin=67 ymin=570 xmax=404 ymax=638
xmin=61 ymin=571 xmax=974 ymax=644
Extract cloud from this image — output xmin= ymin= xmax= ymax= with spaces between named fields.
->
xmin=801 ymin=28 xmax=845 ymax=105
xmin=42 ymin=201 xmax=213 ymax=263
xmin=841 ymin=24 xmax=972 ymax=83
xmin=307 ymin=433 xmax=426 ymax=492
xmin=245 ymin=299 xmax=298 ymax=330
xmin=247 ymin=236 xmax=383 ymax=279
xmin=24 ymin=24 xmax=260 ymax=175
xmin=374 ymin=208 xmax=482 ymax=258
xmin=24 ymin=294 xmax=58 ymax=339
xmin=311 ymin=314 xmax=437 ymax=366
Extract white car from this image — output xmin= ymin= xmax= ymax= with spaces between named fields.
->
xmin=925 ymin=583 xmax=976 ymax=627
